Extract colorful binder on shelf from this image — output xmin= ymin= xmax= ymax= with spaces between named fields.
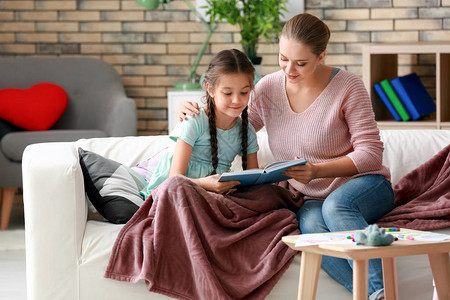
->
xmin=390 ymin=73 xmax=436 ymax=121
xmin=379 ymin=79 xmax=411 ymax=121
xmin=374 ymin=83 xmax=402 ymax=121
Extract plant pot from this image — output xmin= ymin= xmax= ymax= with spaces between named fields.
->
xmin=135 ymin=0 xmax=160 ymax=9
xmin=249 ymin=56 xmax=262 ymax=65
xmin=250 ymin=56 xmax=262 ymax=84
xmin=174 ymin=82 xmax=201 ymax=91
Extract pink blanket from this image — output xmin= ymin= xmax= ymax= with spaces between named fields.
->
xmin=105 ymin=176 xmax=303 ymax=299
xmin=377 ymin=144 xmax=450 ymax=230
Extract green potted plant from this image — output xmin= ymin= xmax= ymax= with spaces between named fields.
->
xmin=203 ymin=0 xmax=288 ymax=65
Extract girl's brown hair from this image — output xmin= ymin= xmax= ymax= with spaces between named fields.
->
xmin=280 ymin=13 xmax=331 ymax=56
xmin=203 ymin=49 xmax=255 ymax=175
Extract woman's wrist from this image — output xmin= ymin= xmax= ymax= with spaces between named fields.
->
xmin=314 ymin=157 xmax=358 ymax=178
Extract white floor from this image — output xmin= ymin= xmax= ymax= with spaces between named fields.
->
xmin=0 ymin=197 xmax=26 ymax=300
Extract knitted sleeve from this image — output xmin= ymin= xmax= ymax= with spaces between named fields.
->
xmin=341 ymin=74 xmax=384 ymax=173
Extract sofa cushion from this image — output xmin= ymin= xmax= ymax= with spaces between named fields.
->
xmin=1 ymin=129 xmax=107 ymax=162
xmin=0 ymin=82 xmax=68 ymax=131
xmin=78 ymin=148 xmax=146 ymax=224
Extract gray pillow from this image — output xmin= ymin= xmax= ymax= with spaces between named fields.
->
xmin=78 ymin=148 xmax=146 ymax=224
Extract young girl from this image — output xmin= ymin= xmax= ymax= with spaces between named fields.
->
xmin=140 ymin=49 xmax=259 ymax=199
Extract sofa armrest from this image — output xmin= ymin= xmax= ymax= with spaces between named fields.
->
xmin=23 ymin=142 xmax=86 ymax=300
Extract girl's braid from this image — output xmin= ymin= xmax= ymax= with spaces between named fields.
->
xmin=206 ymin=94 xmax=219 ymax=175
xmin=240 ymin=106 xmax=248 ymax=170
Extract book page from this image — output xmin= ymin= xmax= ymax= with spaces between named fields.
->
xmin=295 ymin=233 xmax=354 ymax=247
xmin=389 ymin=229 xmax=450 ymax=242
xmin=226 ymin=169 xmax=262 ymax=175
xmin=264 ymin=158 xmax=306 ymax=173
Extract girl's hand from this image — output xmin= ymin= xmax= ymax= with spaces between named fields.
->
xmin=198 ymin=174 xmax=240 ymax=194
xmin=282 ymin=161 xmax=317 ymax=184
xmin=177 ymin=101 xmax=200 ymax=122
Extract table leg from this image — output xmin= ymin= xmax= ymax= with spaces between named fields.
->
xmin=428 ymin=252 xmax=450 ymax=300
xmin=353 ymin=259 xmax=368 ymax=300
xmin=382 ymin=257 xmax=398 ymax=300
xmin=298 ymin=252 xmax=322 ymax=300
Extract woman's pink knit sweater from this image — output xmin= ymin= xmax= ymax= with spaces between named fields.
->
xmin=248 ymin=69 xmax=390 ymax=199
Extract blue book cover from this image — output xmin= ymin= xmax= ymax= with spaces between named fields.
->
xmin=374 ymin=83 xmax=402 ymax=121
xmin=219 ymin=158 xmax=307 ymax=187
xmin=390 ymin=73 xmax=436 ymax=121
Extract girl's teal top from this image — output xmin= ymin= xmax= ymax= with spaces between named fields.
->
xmin=140 ymin=108 xmax=259 ymax=199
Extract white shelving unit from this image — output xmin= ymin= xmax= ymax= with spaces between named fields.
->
xmin=362 ymin=42 xmax=450 ymax=130
xmin=167 ymin=90 xmax=204 ymax=133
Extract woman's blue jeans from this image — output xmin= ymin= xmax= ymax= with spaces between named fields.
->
xmin=296 ymin=175 xmax=395 ymax=298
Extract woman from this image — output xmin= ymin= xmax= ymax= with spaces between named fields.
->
xmin=180 ymin=13 xmax=394 ymax=300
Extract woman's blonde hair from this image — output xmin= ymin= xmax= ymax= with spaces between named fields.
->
xmin=280 ymin=13 xmax=331 ymax=56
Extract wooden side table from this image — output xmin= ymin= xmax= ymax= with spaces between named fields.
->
xmin=282 ymin=232 xmax=450 ymax=300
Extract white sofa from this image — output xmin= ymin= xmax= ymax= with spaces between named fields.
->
xmin=22 ymin=129 xmax=450 ymax=300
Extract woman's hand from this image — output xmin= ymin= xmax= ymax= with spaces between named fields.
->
xmin=177 ymin=101 xmax=200 ymax=122
xmin=282 ymin=161 xmax=317 ymax=184
xmin=197 ymin=174 xmax=240 ymax=194
xmin=283 ymin=156 xmax=359 ymax=184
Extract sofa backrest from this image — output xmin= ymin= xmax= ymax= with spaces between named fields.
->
xmin=0 ymin=57 xmax=128 ymax=132
xmin=74 ymin=129 xmax=450 ymax=187
xmin=379 ymin=129 xmax=450 ymax=184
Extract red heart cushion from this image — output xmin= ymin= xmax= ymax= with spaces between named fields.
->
xmin=0 ymin=83 xmax=68 ymax=131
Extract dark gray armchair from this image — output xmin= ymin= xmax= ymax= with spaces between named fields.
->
xmin=0 ymin=57 xmax=137 ymax=229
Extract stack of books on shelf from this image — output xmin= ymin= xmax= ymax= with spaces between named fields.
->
xmin=374 ymin=72 xmax=436 ymax=121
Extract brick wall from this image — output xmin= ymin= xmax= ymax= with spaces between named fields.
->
xmin=1 ymin=0 xmax=449 ymax=135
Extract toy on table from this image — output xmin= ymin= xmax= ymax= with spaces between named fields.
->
xmin=354 ymin=224 xmax=395 ymax=246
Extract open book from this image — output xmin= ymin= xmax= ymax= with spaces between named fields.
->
xmin=219 ymin=158 xmax=307 ymax=187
